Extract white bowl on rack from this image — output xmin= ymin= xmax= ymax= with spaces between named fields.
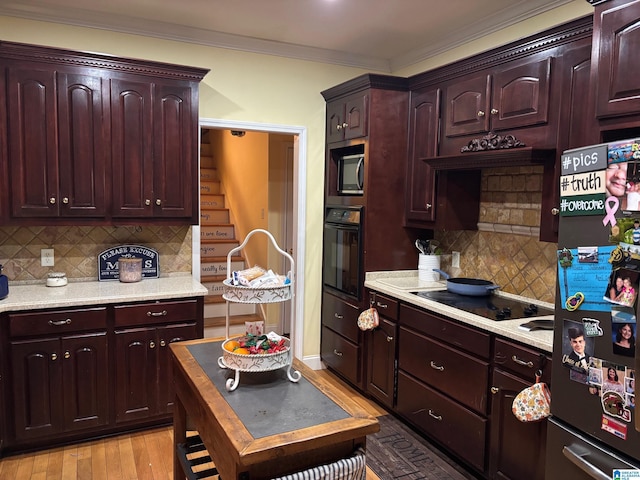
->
xmin=219 ymin=337 xmax=291 ymax=372
xmin=222 ymin=278 xmax=291 ymax=303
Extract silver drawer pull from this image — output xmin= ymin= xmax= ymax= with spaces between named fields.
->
xmin=334 ymin=313 xmax=343 ymax=319
xmin=376 ymin=302 xmax=388 ymax=309
xmin=511 ymin=355 xmax=534 ymax=368
xmin=430 ymin=361 xmax=444 ymax=371
xmin=428 ymin=409 xmax=443 ymax=421
xmin=147 ymin=310 xmax=168 ymax=317
xmin=386 ymin=336 xmax=394 ymax=342
xmin=333 ymin=349 xmax=343 ymax=357
xmin=48 ymin=319 xmax=71 ymax=326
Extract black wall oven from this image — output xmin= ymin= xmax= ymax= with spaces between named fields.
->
xmin=323 ymin=206 xmax=363 ymax=301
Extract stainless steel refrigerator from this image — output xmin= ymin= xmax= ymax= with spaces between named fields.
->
xmin=547 ymin=140 xmax=640 ymax=479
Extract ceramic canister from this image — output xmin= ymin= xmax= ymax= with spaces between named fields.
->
xmin=118 ymin=257 xmax=143 ymax=283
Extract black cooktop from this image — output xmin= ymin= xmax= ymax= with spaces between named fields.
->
xmin=414 ymin=290 xmax=554 ymax=321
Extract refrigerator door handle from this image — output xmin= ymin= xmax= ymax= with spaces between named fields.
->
xmin=562 ymin=446 xmax=611 ymax=480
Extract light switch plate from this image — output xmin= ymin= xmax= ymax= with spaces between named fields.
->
xmin=41 ymin=248 xmax=54 ymax=267
xmin=452 ymin=251 xmax=460 ymax=269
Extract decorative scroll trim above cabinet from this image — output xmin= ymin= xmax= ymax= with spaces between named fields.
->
xmin=423 ymin=147 xmax=556 ymax=171
xmin=461 ymin=132 xmax=526 ymax=152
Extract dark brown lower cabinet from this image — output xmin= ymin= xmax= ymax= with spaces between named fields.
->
xmin=115 ymin=322 xmax=198 ymax=422
xmin=7 ymin=306 xmax=109 ymax=443
xmin=11 ymin=332 xmax=109 ymax=441
xmin=396 ymin=370 xmax=487 ymax=472
xmin=365 ymin=317 xmax=397 ymax=409
xmin=489 ymin=369 xmax=547 ymax=480
xmin=1 ymin=296 xmax=203 ymax=454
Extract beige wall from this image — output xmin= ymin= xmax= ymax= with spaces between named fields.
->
xmin=0 ymin=2 xmax=591 ymax=357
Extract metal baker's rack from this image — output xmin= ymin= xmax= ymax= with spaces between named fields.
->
xmin=217 ymin=228 xmax=301 ymax=391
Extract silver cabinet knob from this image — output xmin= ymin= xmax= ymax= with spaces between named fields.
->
xmin=155 ymin=199 xmax=162 ymax=206
xmin=145 ymin=199 xmax=151 ymax=206
xmin=62 ymin=197 xmax=69 ymax=204
xmin=49 ymin=197 xmax=56 ymax=204
xmin=490 ymin=108 xmax=499 ymax=115
xmin=477 ymin=111 xmax=485 ymax=117
xmin=551 ymin=208 xmax=560 ymax=216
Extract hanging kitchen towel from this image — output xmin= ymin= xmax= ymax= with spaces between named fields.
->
xmin=512 ymin=372 xmax=551 ymax=422
xmin=357 ymin=308 xmax=379 ymax=331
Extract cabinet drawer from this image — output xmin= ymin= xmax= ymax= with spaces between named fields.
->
xmin=396 ymin=370 xmax=487 ymax=472
xmin=114 ymin=299 xmax=198 ymax=327
xmin=370 ymin=292 xmax=398 ymax=321
xmin=321 ymin=326 xmax=360 ymax=386
xmin=399 ymin=326 xmax=489 ymax=414
xmin=321 ymin=292 xmax=360 ymax=343
xmin=399 ymin=303 xmax=490 ymax=358
xmin=9 ymin=307 xmax=107 ymax=338
xmin=493 ymin=338 xmax=552 ymax=384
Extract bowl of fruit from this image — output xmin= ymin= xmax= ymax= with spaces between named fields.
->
xmin=219 ymin=332 xmax=291 ymax=372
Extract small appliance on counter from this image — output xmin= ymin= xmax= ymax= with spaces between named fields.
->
xmin=0 ymin=264 xmax=8 ymax=299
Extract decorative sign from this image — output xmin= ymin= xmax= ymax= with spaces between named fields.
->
xmin=561 ymin=144 xmax=608 ymax=175
xmin=559 ymin=193 xmax=606 ymax=216
xmin=560 ymin=171 xmax=606 ymax=197
xmin=98 ymin=245 xmax=159 ymax=281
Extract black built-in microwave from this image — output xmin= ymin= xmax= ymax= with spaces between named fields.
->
xmin=337 ymin=153 xmax=364 ymax=195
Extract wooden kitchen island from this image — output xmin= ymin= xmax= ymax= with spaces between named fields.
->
xmin=170 ymin=338 xmax=379 ymax=480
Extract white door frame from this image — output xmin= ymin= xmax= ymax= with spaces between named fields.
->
xmin=196 ymin=118 xmax=307 ymax=361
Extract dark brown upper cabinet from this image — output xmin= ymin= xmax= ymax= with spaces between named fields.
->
xmin=591 ymin=0 xmax=640 ymax=119
xmin=6 ymin=64 xmax=107 ymax=219
xmin=325 ymin=92 xmax=368 ymax=144
xmin=443 ymin=57 xmax=552 ymax=139
xmin=0 ymin=41 xmax=208 ymax=226
xmin=405 ymin=88 xmax=440 ymax=225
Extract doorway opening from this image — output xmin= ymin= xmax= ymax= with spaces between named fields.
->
xmin=195 ymin=118 xmax=307 ymax=360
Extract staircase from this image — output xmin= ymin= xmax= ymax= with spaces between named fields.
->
xmin=199 ymin=130 xmax=258 ymax=336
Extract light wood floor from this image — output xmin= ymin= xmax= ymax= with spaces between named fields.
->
xmin=0 ymin=369 xmax=387 ymax=480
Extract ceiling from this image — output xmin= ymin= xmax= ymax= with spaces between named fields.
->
xmin=0 ymin=0 xmax=579 ymax=72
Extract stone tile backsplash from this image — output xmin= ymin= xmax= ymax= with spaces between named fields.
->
xmin=0 ymin=225 xmax=193 ymax=283
xmin=435 ymin=166 xmax=557 ymax=304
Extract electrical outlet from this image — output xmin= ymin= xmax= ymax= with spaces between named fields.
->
xmin=452 ymin=251 xmax=460 ymax=269
xmin=41 ymin=248 xmax=55 ymax=267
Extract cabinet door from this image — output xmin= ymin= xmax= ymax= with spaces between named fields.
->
xmin=405 ymin=88 xmax=439 ymax=224
xmin=110 ymin=78 xmax=154 ymax=218
xmin=0 ymin=63 xmax=7 ymax=223
xmin=489 ymin=369 xmax=547 ymax=480
xmin=443 ymin=74 xmax=490 ymax=137
xmin=156 ymin=323 xmax=199 ymax=414
xmin=114 ymin=327 xmax=157 ymax=423
xmin=593 ymin=0 xmax=640 ymax=118
xmin=11 ymin=337 xmax=63 ymax=440
xmin=325 ymin=94 xmax=367 ymax=143
xmin=6 ymin=64 xmax=59 ymax=217
xmin=343 ymin=94 xmax=367 ymax=140
xmin=326 ymin=100 xmax=345 ymax=143
xmin=541 ymin=39 xmax=594 ymax=243
xmin=61 ymin=332 xmax=109 ymax=431
xmin=57 ymin=70 xmax=107 ymax=217
xmin=365 ymin=317 xmax=397 ymax=408
xmin=491 ymin=57 xmax=551 ymax=131
xmin=152 ymin=81 xmax=196 ymax=219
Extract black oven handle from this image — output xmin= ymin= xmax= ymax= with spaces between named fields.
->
xmin=324 ymin=221 xmax=360 ymax=230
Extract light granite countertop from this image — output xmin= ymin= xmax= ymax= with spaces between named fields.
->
xmin=365 ymin=270 xmax=554 ymax=353
xmin=0 ymin=275 xmax=208 ymax=313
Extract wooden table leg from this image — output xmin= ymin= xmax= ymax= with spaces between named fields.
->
xmin=173 ymin=392 xmax=188 ymax=480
